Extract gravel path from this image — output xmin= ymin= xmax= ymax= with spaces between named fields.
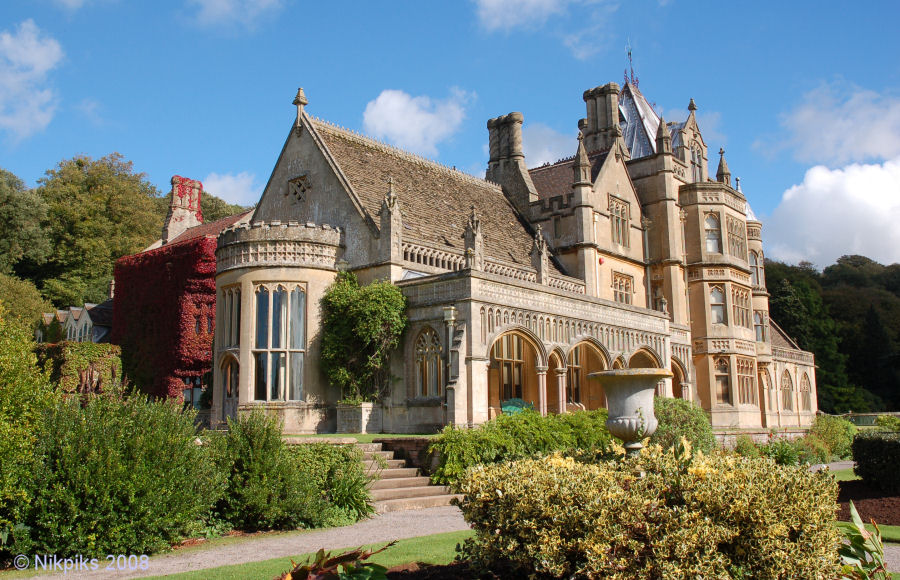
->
xmin=25 ymin=506 xmax=468 ymax=579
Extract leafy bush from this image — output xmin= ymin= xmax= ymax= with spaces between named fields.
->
xmin=211 ymin=411 xmax=332 ymax=530
xmin=875 ymin=415 xmax=900 ymax=432
xmin=760 ymin=437 xmax=801 ymax=465
xmin=428 ymin=409 xmax=610 ymax=485
xmin=795 ymin=434 xmax=831 ymax=464
xmin=809 ymin=415 xmax=857 ymax=459
xmin=320 ymin=271 xmax=407 ymax=402
xmin=12 ymin=396 xmax=221 ymax=558
xmin=648 ymin=398 xmax=716 ymax=454
xmin=853 ymin=431 xmax=900 ymax=494
xmin=733 ymin=434 xmax=760 ymax=458
xmin=0 ymin=306 xmax=55 ymax=554
xmin=456 ymin=446 xmax=841 ymax=579
xmin=35 ymin=342 xmax=123 ymax=395
xmin=288 ymin=443 xmax=373 ymax=522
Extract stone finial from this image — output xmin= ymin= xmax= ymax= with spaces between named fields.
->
xmin=735 ymin=176 xmax=742 ymax=192
xmin=530 ymin=225 xmax=549 ymax=284
xmin=379 ymin=176 xmax=402 ymax=262
xmin=716 ymin=148 xmax=731 ymax=187
xmin=293 ymin=87 xmax=308 ymax=133
xmin=573 ymin=131 xmax=591 ymax=186
xmin=382 ymin=176 xmax=398 ymax=212
xmin=655 ymin=116 xmax=672 ymax=154
xmin=463 ymin=205 xmax=484 ymax=271
xmin=688 ymin=98 xmax=697 ymax=112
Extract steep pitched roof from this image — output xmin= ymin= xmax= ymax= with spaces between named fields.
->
xmin=528 ymin=150 xmax=610 ymax=200
xmin=169 ymin=210 xmax=253 ymax=246
xmin=310 ymin=118 xmax=560 ymax=271
xmin=86 ymin=300 xmax=113 ymax=327
xmin=618 ymin=82 xmax=661 ymax=159
xmin=770 ymin=319 xmax=802 ymax=350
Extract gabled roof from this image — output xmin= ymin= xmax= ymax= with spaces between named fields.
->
xmin=618 ymin=83 xmax=661 ymax=159
xmin=86 ymin=300 xmax=113 ymax=327
xmin=168 ymin=210 xmax=253 ymax=246
xmin=770 ymin=319 xmax=802 ymax=350
xmin=310 ymin=118 xmax=561 ymax=271
xmin=528 ymin=150 xmax=610 ymax=200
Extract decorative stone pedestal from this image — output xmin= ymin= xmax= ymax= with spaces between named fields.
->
xmin=337 ymin=403 xmax=383 ymax=434
xmin=588 ymin=368 xmax=673 ymax=456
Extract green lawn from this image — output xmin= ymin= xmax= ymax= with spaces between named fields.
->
xmin=831 ymin=468 xmax=861 ymax=482
xmin=837 ymin=521 xmax=900 ymax=545
xmin=283 ymin=433 xmax=437 ymax=443
xmin=144 ymin=529 xmax=473 ymax=580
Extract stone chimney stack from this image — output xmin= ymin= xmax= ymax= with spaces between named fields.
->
xmin=582 ymin=82 xmax=621 ymax=152
xmin=161 ymin=175 xmax=203 ymax=244
xmin=485 ymin=112 xmax=539 ymax=215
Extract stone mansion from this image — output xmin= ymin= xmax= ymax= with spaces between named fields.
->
xmin=187 ymin=81 xmax=817 ymax=434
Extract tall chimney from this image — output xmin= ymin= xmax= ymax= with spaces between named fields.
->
xmin=161 ymin=175 xmax=203 ymax=244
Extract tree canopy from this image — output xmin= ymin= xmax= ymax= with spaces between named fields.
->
xmin=0 ymin=169 xmax=50 ymax=274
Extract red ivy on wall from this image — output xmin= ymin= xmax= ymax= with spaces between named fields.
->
xmin=111 ymin=236 xmax=217 ymax=399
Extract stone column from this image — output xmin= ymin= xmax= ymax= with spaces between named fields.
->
xmin=536 ymin=365 xmax=548 ymax=416
xmin=555 ymin=368 xmax=567 ymax=414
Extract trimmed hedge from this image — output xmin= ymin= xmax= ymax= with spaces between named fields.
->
xmin=853 ymin=431 xmax=900 ymax=494
xmin=457 ymin=447 xmax=841 ymax=579
xmin=428 ymin=409 xmax=611 ymax=485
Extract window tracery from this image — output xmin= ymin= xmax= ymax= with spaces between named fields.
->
xmin=415 ymin=328 xmax=443 ymax=397
xmin=253 ymin=283 xmax=306 ymax=402
xmin=705 ymin=213 xmax=722 ymax=254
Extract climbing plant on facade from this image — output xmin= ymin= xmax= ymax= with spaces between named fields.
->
xmin=320 ymin=271 xmax=407 ymax=403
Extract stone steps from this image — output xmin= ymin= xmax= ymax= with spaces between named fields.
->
xmin=358 ymin=442 xmax=460 ymax=513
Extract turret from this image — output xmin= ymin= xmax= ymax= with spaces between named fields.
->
xmin=716 ymin=148 xmax=731 ymax=187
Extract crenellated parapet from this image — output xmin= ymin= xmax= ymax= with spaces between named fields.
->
xmin=216 ymin=220 xmax=343 ymax=274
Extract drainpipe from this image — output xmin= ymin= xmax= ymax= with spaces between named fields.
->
xmin=641 ymin=217 xmax=653 ymax=310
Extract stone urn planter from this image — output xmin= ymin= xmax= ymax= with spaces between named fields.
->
xmin=336 ymin=402 xmax=383 ymax=434
xmin=588 ymin=368 xmax=673 ymax=456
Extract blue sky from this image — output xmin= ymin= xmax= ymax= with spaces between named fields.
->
xmin=2 ymin=0 xmax=900 ymax=268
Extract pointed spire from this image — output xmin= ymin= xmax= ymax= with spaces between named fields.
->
xmin=688 ymin=98 xmax=697 ymax=112
xmin=573 ymin=131 xmax=591 ymax=185
xmin=655 ymin=115 xmax=671 ymax=154
xmin=716 ymin=147 xmax=731 ymax=187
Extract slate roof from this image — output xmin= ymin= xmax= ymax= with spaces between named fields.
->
xmin=770 ymin=319 xmax=802 ymax=350
xmin=87 ymin=300 xmax=113 ymax=327
xmin=619 ymin=83 xmax=661 ymax=159
xmin=310 ymin=118 xmax=562 ymax=272
xmin=528 ymin=150 xmax=610 ymax=200
xmin=169 ymin=210 xmax=253 ymax=246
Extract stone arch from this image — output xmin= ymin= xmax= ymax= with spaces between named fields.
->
xmin=612 ymin=354 xmax=626 ymax=369
xmin=628 ymin=347 xmax=662 ymax=369
xmin=487 ymin=328 xmax=546 ymax=419
xmin=567 ymin=340 xmax=609 ymax=411
xmin=671 ymin=357 xmax=688 ymax=400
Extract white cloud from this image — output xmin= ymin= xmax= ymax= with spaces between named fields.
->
xmin=475 ymin=0 xmax=570 ymax=31
xmin=187 ymin=0 xmax=283 ymax=29
xmin=0 ymin=20 xmax=64 ymax=141
xmin=203 ymin=171 xmax=261 ymax=206
xmin=764 ymin=156 xmax=900 ymax=267
xmin=523 ymin=123 xmax=576 ymax=166
xmin=475 ymin=0 xmax=619 ymax=60
xmin=775 ymin=81 xmax=900 ymax=166
xmin=362 ymin=88 xmax=473 ymax=157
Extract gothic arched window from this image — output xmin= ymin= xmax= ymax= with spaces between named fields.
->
xmin=691 ymin=144 xmax=703 ymax=182
xmin=705 ymin=214 xmax=722 ymax=254
xmin=800 ymin=373 xmax=812 ymax=411
xmin=415 ymin=328 xmax=443 ymax=397
xmin=781 ymin=371 xmax=794 ymax=411
xmin=710 ymin=285 xmax=726 ymax=325
xmin=750 ymin=250 xmax=764 ymax=287
xmin=754 ymin=311 xmax=767 ymax=342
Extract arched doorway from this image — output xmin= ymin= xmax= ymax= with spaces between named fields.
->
xmin=222 ymin=355 xmax=239 ymax=422
xmin=629 ymin=348 xmax=660 ymax=369
xmin=567 ymin=342 xmax=608 ymax=410
xmin=671 ymin=358 xmax=687 ymax=399
xmin=488 ymin=331 xmax=541 ymax=419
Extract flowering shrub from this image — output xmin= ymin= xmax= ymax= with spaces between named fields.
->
xmin=112 ymin=237 xmax=216 ymax=398
xmin=456 ymin=445 xmax=841 ymax=579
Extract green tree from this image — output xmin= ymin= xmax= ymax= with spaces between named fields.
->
xmin=320 ymin=272 xmax=407 ymax=402
xmin=32 ymin=154 xmax=164 ymax=306
xmin=0 ymin=274 xmax=53 ymax=330
xmin=0 ymin=168 xmax=49 ymax=274
xmin=200 ymin=193 xmax=250 ymax=222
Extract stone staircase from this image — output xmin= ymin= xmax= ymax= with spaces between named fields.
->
xmin=357 ymin=442 xmax=461 ymax=514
